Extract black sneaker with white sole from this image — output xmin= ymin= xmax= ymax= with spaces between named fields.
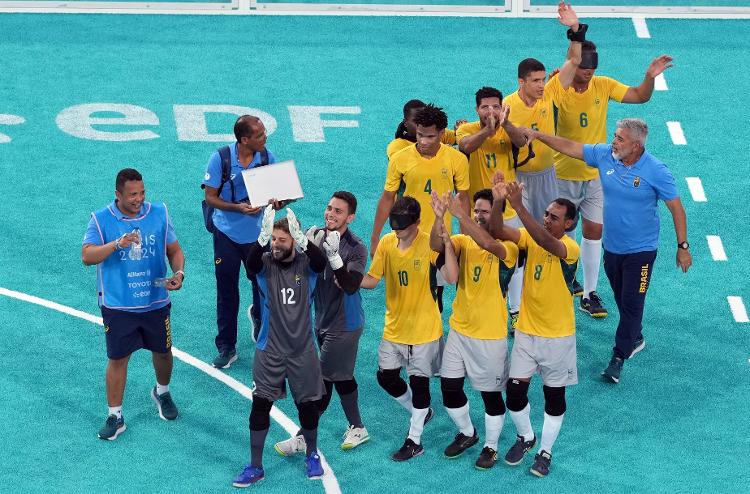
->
xmin=392 ymin=438 xmax=424 ymax=462
xmin=444 ymin=428 xmax=479 ymax=458
xmin=504 ymin=434 xmax=536 ymax=466
xmin=580 ymin=291 xmax=608 ymax=318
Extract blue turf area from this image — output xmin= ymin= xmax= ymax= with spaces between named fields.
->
xmin=531 ymin=0 xmax=750 ymax=6
xmin=0 ymin=12 xmax=748 ymax=494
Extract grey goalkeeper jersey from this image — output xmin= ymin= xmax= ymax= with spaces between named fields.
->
xmin=255 ymin=252 xmax=318 ymax=356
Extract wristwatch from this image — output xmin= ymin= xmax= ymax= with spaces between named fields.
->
xmin=677 ymin=241 xmax=690 ymax=250
xmin=174 ymin=270 xmax=185 ymax=279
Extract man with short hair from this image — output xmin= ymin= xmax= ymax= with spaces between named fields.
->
xmin=546 ymin=12 xmax=675 ymax=318
xmin=489 ymin=178 xmax=580 ymax=478
xmin=525 ymin=118 xmax=691 ymax=383
xmin=387 ymin=99 xmax=465 ymax=159
xmin=232 ymin=207 xmax=328 ymax=487
xmin=82 ymin=168 xmax=185 ymax=440
xmin=274 ymin=191 xmax=370 ymax=455
xmin=361 ymin=195 xmax=458 ymax=461
xmin=202 ymin=114 xmax=278 ymax=369
xmin=429 ymin=189 xmax=519 ymax=470
xmin=457 ymin=86 xmax=530 ymax=332
xmin=505 ymin=1 xmax=583 ymax=223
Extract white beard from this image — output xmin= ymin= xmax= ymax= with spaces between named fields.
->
xmin=611 ymin=151 xmax=622 ymax=161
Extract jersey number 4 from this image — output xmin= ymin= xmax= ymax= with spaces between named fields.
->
xmin=280 ymin=287 xmax=296 ymax=304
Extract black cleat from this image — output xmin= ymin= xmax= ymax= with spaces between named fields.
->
xmin=444 ymin=428 xmax=479 ymax=458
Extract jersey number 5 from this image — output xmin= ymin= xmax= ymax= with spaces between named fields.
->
xmin=280 ymin=287 xmax=296 ymax=304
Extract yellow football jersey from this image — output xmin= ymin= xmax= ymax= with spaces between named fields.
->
xmin=547 ymin=75 xmax=629 ymax=181
xmin=515 ymin=228 xmax=580 ymax=338
xmin=385 ymin=143 xmax=470 ymax=235
xmin=386 ymin=129 xmax=457 ymax=159
xmin=367 ymin=231 xmax=443 ymax=345
xmin=505 ymin=89 xmax=556 ymax=173
xmin=449 ymin=234 xmax=519 ymax=340
xmin=456 ymin=121 xmax=516 ymax=220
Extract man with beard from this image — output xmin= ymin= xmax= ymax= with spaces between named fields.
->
xmin=489 ymin=178 xmax=580 ymax=478
xmin=429 ymin=189 xmax=519 ymax=470
xmin=274 ymin=191 xmax=370 ymax=455
xmin=232 ymin=206 xmax=328 ymax=487
xmin=522 ymin=119 xmax=691 ymax=384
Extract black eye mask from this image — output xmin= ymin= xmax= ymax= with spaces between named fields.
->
xmin=580 ymin=51 xmax=598 ymax=70
xmin=389 ymin=211 xmax=419 ymax=230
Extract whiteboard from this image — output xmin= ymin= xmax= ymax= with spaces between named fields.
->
xmin=241 ymin=160 xmax=304 ymax=208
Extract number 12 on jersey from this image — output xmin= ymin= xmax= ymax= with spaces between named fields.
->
xmin=280 ymin=287 xmax=296 ymax=304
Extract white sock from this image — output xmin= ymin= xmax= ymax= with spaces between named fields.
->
xmin=508 ymin=265 xmax=524 ymax=313
xmin=509 ymin=403 xmax=534 ymax=442
xmin=408 ymin=407 xmax=430 ymax=444
xmin=395 ymin=388 xmax=414 ymax=414
xmin=156 ymin=383 xmax=170 ymax=395
xmin=581 ymin=237 xmax=602 ymax=298
xmin=484 ymin=413 xmax=505 ymax=450
xmin=445 ymin=403 xmax=474 ymax=437
xmin=108 ymin=406 xmax=123 ymax=419
xmin=539 ymin=412 xmax=564 ymax=454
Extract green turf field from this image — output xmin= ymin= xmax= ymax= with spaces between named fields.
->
xmin=0 ymin=12 xmax=748 ymax=494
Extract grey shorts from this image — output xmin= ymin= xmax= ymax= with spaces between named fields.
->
xmin=440 ymin=330 xmax=509 ymax=392
xmin=317 ymin=328 xmax=362 ymax=381
xmin=251 ymin=347 xmax=325 ymax=403
xmin=556 ymin=177 xmax=603 ymax=225
xmin=509 ymin=331 xmax=578 ymax=387
xmin=378 ymin=338 xmax=442 ymax=377
xmin=516 ymin=166 xmax=558 ymax=224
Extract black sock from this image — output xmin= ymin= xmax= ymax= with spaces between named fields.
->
xmin=301 ymin=428 xmax=318 ymax=455
xmin=340 ymin=389 xmax=364 ymax=428
xmin=250 ymin=428 xmax=269 ymax=468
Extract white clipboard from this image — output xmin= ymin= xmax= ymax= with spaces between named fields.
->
xmin=241 ymin=160 xmax=304 ymax=208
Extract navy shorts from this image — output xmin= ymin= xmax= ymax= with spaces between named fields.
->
xmin=101 ymin=304 xmax=172 ymax=359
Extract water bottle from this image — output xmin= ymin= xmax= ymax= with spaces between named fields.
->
xmin=128 ymin=228 xmax=143 ymax=261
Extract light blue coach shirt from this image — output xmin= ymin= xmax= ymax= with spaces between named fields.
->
xmin=583 ymin=144 xmax=678 ymax=254
xmin=202 ymin=143 xmax=277 ymax=244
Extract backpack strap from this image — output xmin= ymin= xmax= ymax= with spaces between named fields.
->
xmin=258 ymin=148 xmax=269 ymax=167
xmin=512 ymin=142 xmax=536 ymax=170
xmin=217 ymin=145 xmax=236 ymax=203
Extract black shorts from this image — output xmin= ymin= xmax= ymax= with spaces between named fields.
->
xmin=101 ymin=304 xmax=172 ymax=359
xmin=251 ymin=347 xmax=324 ymax=403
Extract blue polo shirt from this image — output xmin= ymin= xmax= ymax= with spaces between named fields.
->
xmin=202 ymin=143 xmax=277 ymax=244
xmin=583 ymin=144 xmax=678 ymax=254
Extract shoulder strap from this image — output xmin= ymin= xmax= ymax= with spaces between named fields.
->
xmin=512 ymin=142 xmax=536 ymax=170
xmin=217 ymin=145 xmax=236 ymax=203
xmin=258 ymin=148 xmax=269 ymax=167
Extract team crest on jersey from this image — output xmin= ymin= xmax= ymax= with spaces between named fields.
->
xmin=633 ymin=177 xmax=641 ymax=188
xmin=413 ymin=259 xmax=421 ymax=271
xmin=441 ymin=168 xmax=449 ymax=179
xmin=540 ymin=108 xmax=547 ymax=118
xmin=595 ymin=97 xmax=601 ymax=106
xmin=295 ymin=274 xmax=302 ymax=286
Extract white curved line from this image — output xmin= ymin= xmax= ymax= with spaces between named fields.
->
xmin=0 ymin=286 xmax=342 ymax=494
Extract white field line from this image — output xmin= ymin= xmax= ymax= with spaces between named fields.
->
xmin=685 ymin=177 xmax=707 ymax=202
xmin=667 ymin=121 xmax=687 ymax=145
xmin=0 ymin=286 xmax=342 ymax=494
xmin=632 ymin=16 xmax=651 ymax=38
xmin=706 ymin=235 xmax=727 ymax=261
xmin=727 ymin=296 xmax=749 ymax=323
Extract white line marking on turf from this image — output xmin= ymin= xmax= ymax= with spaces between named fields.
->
xmin=655 ymin=73 xmax=668 ymax=91
xmin=0 ymin=286 xmax=342 ymax=494
xmin=706 ymin=236 xmax=727 ymax=261
xmin=667 ymin=121 xmax=687 ymax=145
xmin=728 ymin=296 xmax=749 ymax=323
xmin=632 ymin=16 xmax=651 ymax=38
xmin=685 ymin=177 xmax=707 ymax=202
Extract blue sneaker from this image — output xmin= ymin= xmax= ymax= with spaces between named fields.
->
xmin=98 ymin=414 xmax=126 ymax=441
xmin=305 ymin=452 xmax=324 ymax=479
xmin=232 ymin=465 xmax=264 ymax=488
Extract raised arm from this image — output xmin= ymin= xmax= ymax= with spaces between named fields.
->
xmin=507 ymin=182 xmax=568 ymax=259
xmin=447 ymin=194 xmax=507 ymax=260
xmin=429 ymin=192 xmax=449 ymax=252
xmin=487 ymin=172 xmax=521 ymax=243
xmin=664 ymin=197 xmax=692 ymax=273
xmin=557 ymin=2 xmax=583 ymax=90
xmin=622 ymin=55 xmax=673 ymax=104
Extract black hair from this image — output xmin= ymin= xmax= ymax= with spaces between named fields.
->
xmin=473 ymin=188 xmax=494 ymax=206
xmin=582 ymin=40 xmax=597 ymax=53
xmin=234 ymin=115 xmax=260 ymax=142
xmin=475 ymin=87 xmax=503 ymax=107
xmin=518 ymin=58 xmax=546 ymax=79
xmin=115 ymin=168 xmax=142 ymax=193
xmin=331 ymin=190 xmax=358 ymax=214
xmin=391 ymin=195 xmax=421 ymax=217
xmin=553 ymin=198 xmax=577 ymax=221
xmin=394 ymin=99 xmax=427 ymax=139
xmin=413 ymin=104 xmax=448 ymax=131
xmin=273 ymin=217 xmax=290 ymax=235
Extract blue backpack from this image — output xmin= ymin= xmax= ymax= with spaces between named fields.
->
xmin=201 ymin=145 xmax=269 ymax=233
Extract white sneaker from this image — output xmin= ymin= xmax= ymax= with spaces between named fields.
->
xmin=341 ymin=425 xmax=370 ymax=450
xmin=274 ymin=434 xmax=306 ymax=456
